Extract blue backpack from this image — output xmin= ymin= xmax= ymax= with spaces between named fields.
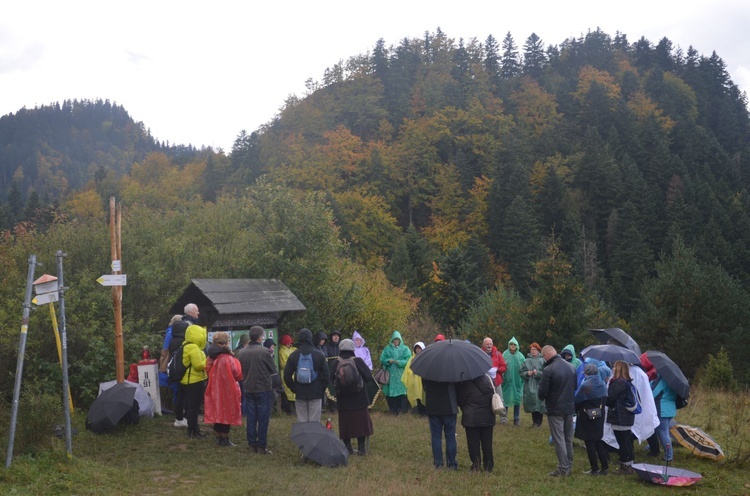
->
xmin=295 ymin=352 xmax=318 ymax=384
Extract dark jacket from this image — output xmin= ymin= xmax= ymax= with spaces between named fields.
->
xmin=283 ymin=329 xmax=329 ymax=400
xmin=314 ymin=331 xmax=329 ymax=356
xmin=325 ymin=330 xmax=341 ymax=359
xmin=238 ymin=341 xmax=277 ymax=393
xmin=330 ymin=350 xmax=372 ymax=411
xmin=168 ymin=315 xmax=198 ymax=353
xmin=422 ymin=379 xmax=458 ymax=416
xmin=538 ymin=354 xmax=576 ymax=415
xmin=606 ymin=377 xmax=636 ymax=427
xmin=456 ymin=375 xmax=496 ymax=428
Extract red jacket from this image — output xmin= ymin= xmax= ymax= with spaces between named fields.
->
xmin=204 ymin=350 xmax=243 ymax=426
xmin=490 ymin=346 xmax=508 ymax=387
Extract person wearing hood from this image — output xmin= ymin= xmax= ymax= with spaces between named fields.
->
xmin=330 ymin=339 xmax=374 ymax=455
xmin=284 ymin=328 xmax=329 ymax=423
xmin=169 ymin=304 xmax=200 ymax=428
xmin=204 ymin=332 xmax=243 ymax=446
xmin=314 ymin=331 xmax=328 ymax=356
xmin=501 ymin=337 xmax=525 ymax=425
xmin=326 ymin=330 xmax=342 ymax=359
xmin=352 ymin=330 xmax=373 ymax=369
xmin=560 ymin=344 xmax=582 ymax=370
xmin=520 ymin=342 xmax=546 ymax=427
xmin=181 ymin=323 xmax=208 ymax=439
xmin=379 ymin=331 xmax=412 ymax=415
xmin=278 ymin=334 xmax=297 ymax=415
xmin=238 ymin=326 xmax=277 ymax=455
xmin=402 ymin=341 xmax=426 ymax=416
xmin=574 ymin=363 xmax=609 ymax=475
xmin=481 ymin=338 xmax=507 ymax=415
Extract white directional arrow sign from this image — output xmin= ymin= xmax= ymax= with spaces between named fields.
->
xmin=32 ymin=292 xmax=59 ymax=305
xmin=97 ymin=274 xmax=127 ymax=286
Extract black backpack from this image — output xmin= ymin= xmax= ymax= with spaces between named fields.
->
xmin=167 ymin=344 xmax=190 ymax=384
xmin=335 ymin=357 xmax=363 ymax=394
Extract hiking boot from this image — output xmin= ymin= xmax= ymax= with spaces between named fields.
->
xmin=224 ymin=438 xmax=237 ymax=447
xmin=513 ymin=419 xmax=520 ymax=426
xmin=188 ymin=431 xmax=207 ymax=440
xmin=173 ymin=418 xmax=188 ymax=427
xmin=599 ymin=469 xmax=609 ymax=476
xmin=615 ymin=463 xmax=634 ymax=475
xmin=582 ymin=469 xmax=599 ymax=475
xmin=248 ymin=445 xmax=258 ymax=453
xmin=257 ymin=447 xmax=272 ymax=455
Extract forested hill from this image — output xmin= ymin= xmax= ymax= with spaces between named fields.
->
xmin=0 ymin=99 xmax=199 ymax=202
xmin=229 ymin=28 xmax=750 ymax=320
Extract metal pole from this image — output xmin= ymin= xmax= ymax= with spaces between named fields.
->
xmin=5 ymin=254 xmax=37 ymax=468
xmin=56 ymin=251 xmax=73 ymax=458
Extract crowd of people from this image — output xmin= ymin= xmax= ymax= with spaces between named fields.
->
xmin=158 ymin=304 xmax=678 ymax=476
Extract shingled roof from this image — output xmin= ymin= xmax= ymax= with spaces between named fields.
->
xmin=169 ymin=279 xmax=305 ymax=328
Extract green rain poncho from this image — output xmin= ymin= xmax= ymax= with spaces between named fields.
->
xmin=520 ymin=352 xmax=546 ymax=414
xmin=562 ymin=344 xmax=582 ymax=370
xmin=501 ymin=337 xmax=525 ymax=407
xmin=378 ymin=331 xmax=411 ymax=397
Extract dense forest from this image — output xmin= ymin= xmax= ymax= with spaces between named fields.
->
xmin=1 ymin=28 xmax=749 ymax=403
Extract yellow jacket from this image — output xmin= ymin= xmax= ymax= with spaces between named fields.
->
xmin=279 ymin=345 xmax=297 ymax=401
xmin=181 ymin=324 xmax=207 ymax=384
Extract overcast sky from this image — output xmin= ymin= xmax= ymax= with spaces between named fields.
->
xmin=1 ymin=1 xmax=748 ymax=152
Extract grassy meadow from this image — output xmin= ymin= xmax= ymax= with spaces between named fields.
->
xmin=2 ymin=387 xmax=750 ymax=495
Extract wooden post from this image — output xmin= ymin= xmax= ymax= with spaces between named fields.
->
xmin=111 ymin=197 xmax=125 ymax=383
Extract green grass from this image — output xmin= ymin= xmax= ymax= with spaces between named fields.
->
xmin=2 ymin=387 xmax=749 ymax=495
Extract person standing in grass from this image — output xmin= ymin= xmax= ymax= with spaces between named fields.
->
xmin=520 ymin=342 xmax=546 ymax=427
xmin=403 ymin=341 xmax=426 ymax=415
xmin=538 ymin=345 xmax=576 ymax=477
xmin=352 ymin=330 xmax=373 ymax=370
xmin=284 ymin=328 xmax=329 ymax=423
xmin=239 ymin=326 xmax=277 ymax=455
xmin=501 ymin=337 xmax=525 ymax=425
xmin=204 ymin=332 xmax=243 ymax=446
xmin=481 ymin=337 xmax=507 ymax=421
xmin=456 ymin=374 xmax=496 ymax=472
xmin=606 ymin=360 xmax=637 ymax=474
xmin=330 ymin=339 xmax=374 ymax=455
xmin=423 ymin=377 xmax=459 ymax=470
xmin=278 ymin=334 xmax=297 ymax=415
xmin=379 ymin=331 xmax=411 ymax=415
xmin=574 ymin=363 xmax=609 ymax=475
xmin=181 ymin=324 xmax=208 ymax=439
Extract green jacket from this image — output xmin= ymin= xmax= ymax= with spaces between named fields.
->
xmin=181 ymin=324 xmax=207 ymax=385
xmin=501 ymin=337 xmax=525 ymax=406
xmin=379 ymin=331 xmax=411 ymax=397
xmin=520 ymin=353 xmax=546 ymax=413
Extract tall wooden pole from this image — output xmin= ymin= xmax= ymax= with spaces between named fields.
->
xmin=111 ymin=197 xmax=124 ymax=383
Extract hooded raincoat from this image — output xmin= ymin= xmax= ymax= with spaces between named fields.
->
xmin=379 ymin=331 xmax=411 ymax=397
xmin=181 ymin=324 xmax=207 ymax=385
xmin=278 ymin=334 xmax=296 ymax=402
xmin=204 ymin=345 xmax=243 ymax=426
xmin=520 ymin=351 xmax=546 ymax=413
xmin=352 ymin=330 xmax=373 ymax=369
xmin=501 ymin=337 xmax=525 ymax=407
xmin=561 ymin=344 xmax=582 ymax=370
xmin=403 ymin=341 xmax=425 ymax=407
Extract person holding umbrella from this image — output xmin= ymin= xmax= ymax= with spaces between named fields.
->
xmin=641 ymin=353 xmax=677 ymax=461
xmin=606 ymin=360 xmax=637 ymax=474
xmin=501 ymin=337 xmax=525 ymax=426
xmin=379 ymin=331 xmax=412 ymax=415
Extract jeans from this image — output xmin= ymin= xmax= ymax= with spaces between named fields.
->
xmin=548 ymin=414 xmax=574 ymax=472
xmin=428 ymin=415 xmax=457 ymax=469
xmin=655 ymin=417 xmax=673 ymax=461
xmin=245 ymin=390 xmax=272 ymax=448
xmin=295 ymin=398 xmax=322 ymax=423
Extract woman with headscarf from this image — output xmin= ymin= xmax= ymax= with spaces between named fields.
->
xmin=574 ymin=363 xmax=609 ymax=475
xmin=278 ymin=334 xmax=296 ymax=415
xmin=352 ymin=330 xmax=373 ymax=369
xmin=501 ymin=337 xmax=525 ymax=425
xmin=520 ymin=342 xmax=546 ymax=427
xmin=402 ymin=341 xmax=426 ymax=416
xmin=204 ymin=332 xmax=243 ymax=446
xmin=330 ymin=339 xmax=374 ymax=455
xmin=379 ymin=331 xmax=411 ymax=415
xmin=606 ymin=360 xmax=637 ymax=475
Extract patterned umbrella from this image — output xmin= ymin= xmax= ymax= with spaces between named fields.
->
xmin=670 ymin=423 xmax=725 ymax=461
xmin=632 ymin=463 xmax=702 ymax=486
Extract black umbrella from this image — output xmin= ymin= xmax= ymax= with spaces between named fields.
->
xmin=645 ymin=351 xmax=690 ymax=400
xmin=410 ymin=339 xmax=492 ymax=382
xmin=580 ymin=344 xmax=640 ymax=364
xmin=86 ymin=382 xmax=137 ymax=434
xmin=590 ymin=328 xmax=642 ymax=356
xmin=632 ymin=463 xmax=702 ymax=486
xmin=290 ymin=421 xmax=349 ymax=467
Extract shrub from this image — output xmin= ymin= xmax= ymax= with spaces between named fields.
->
xmin=701 ymin=347 xmax=738 ymax=392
